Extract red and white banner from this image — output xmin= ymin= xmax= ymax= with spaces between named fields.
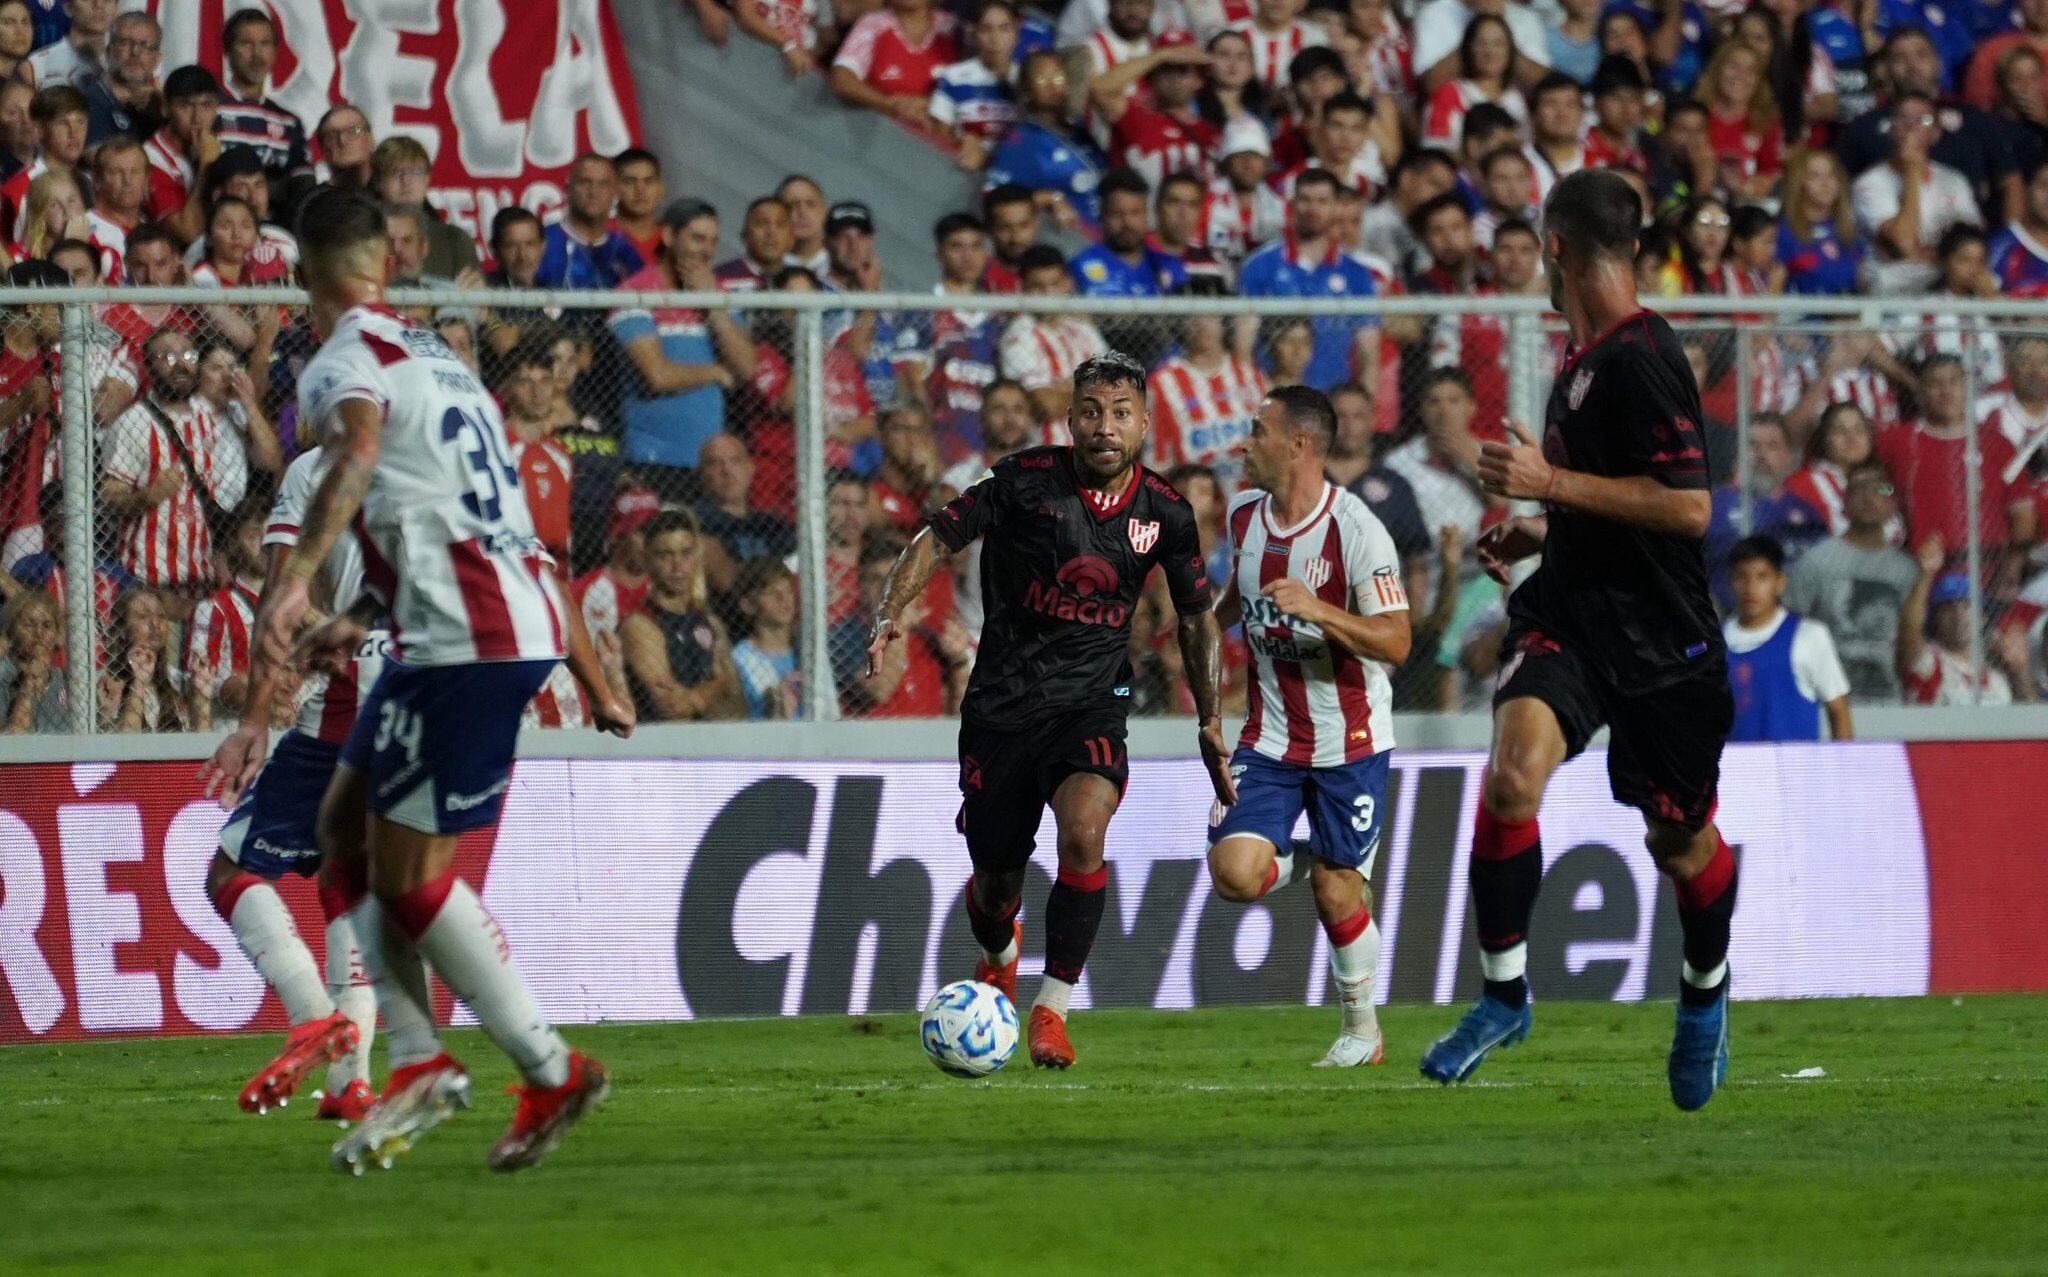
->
xmin=142 ymin=0 xmax=641 ymax=246
xmin=3 ymin=742 xmax=2045 ymax=1043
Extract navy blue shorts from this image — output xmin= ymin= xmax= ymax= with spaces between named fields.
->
xmin=1207 ymin=746 xmax=1391 ymax=874
xmin=217 ymin=729 xmax=339 ymax=879
xmin=339 ymin=658 xmax=554 ymax=836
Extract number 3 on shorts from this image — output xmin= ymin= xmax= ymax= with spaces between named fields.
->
xmin=1350 ymin=794 xmax=1376 ymax=833
xmin=375 ymin=701 xmax=423 ymax=761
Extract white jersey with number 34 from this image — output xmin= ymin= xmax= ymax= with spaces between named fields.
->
xmin=1228 ymin=483 xmax=1407 ymax=768
xmin=296 ymin=305 xmax=565 ymax=668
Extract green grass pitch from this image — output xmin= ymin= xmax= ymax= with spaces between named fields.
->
xmin=3 ymin=996 xmax=2045 ymax=1275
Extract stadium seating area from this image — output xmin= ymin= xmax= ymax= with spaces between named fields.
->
xmin=2 ymin=0 xmax=2047 ymax=735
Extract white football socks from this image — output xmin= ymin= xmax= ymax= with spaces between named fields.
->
xmin=349 ymin=896 xmax=443 ymax=1070
xmin=985 ymin=929 xmax=1019 ymax=968
xmin=1329 ymin=918 xmax=1383 ymax=1040
xmin=228 ymin=882 xmax=334 ymax=1025
xmin=412 ymin=879 xmax=570 ymax=1089
xmin=1266 ymin=849 xmax=1314 ymax=897
xmin=1478 ymin=941 xmax=1529 ymax=984
xmin=322 ymin=909 xmax=375 ymax=1090
xmin=1034 ymin=976 xmax=1074 ymax=1020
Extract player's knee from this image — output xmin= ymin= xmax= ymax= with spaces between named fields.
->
xmin=1054 ymin=818 xmax=1108 ymax=870
xmin=1645 ymin=824 xmax=1713 ymax=878
xmin=1207 ymin=847 xmax=1267 ymax=903
xmin=1481 ymin=765 xmax=1544 ymax=824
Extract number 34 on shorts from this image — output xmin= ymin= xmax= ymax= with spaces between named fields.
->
xmin=1206 ymin=747 xmax=1392 ymax=874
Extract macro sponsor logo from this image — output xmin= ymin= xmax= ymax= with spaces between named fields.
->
xmin=1021 ymin=557 xmax=1127 ymax=626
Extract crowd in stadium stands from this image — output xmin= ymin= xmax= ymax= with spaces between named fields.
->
xmin=4 ymin=0 xmax=2048 ymax=736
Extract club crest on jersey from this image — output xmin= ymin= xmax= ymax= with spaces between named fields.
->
xmin=1127 ymin=518 xmax=1160 ymax=554
xmin=1568 ymin=368 xmax=1594 ymax=410
xmin=1302 ymin=556 xmax=1331 ymax=590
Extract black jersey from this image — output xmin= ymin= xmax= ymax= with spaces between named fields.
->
xmin=927 ymin=446 xmax=1210 ymax=727
xmin=1508 ymin=309 xmax=1723 ymax=694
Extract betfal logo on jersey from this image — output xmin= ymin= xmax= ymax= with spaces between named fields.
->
xmin=1302 ymin=556 xmax=1331 ymax=590
xmin=1569 ymin=368 xmax=1594 ymax=410
xmin=1127 ymin=518 xmax=1160 ymax=554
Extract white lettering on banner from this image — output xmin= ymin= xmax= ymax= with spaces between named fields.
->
xmin=449 ymin=0 xmax=526 ymax=177
xmin=0 ymin=811 xmax=62 ymax=1034
xmin=524 ymin=0 xmax=635 ymax=168
xmin=164 ymin=802 xmax=263 ymax=1032
xmin=56 ymin=804 xmax=159 ymax=1031
xmin=342 ymin=0 xmax=442 ymax=154
xmin=268 ymin=0 xmax=342 ymax=132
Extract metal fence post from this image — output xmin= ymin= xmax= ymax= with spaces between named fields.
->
xmin=1962 ymin=329 xmax=1985 ymax=704
xmin=59 ymin=302 xmax=95 ymax=733
xmin=794 ymin=307 xmax=837 ymax=722
xmin=1734 ymin=324 xmax=1752 ymax=536
xmin=1506 ymin=311 xmax=1542 ymax=429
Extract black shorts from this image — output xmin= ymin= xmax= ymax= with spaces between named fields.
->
xmin=957 ymin=705 xmax=1129 ymax=873
xmin=1493 ymin=625 xmax=1732 ymax=832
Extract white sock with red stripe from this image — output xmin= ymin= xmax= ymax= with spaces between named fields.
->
xmin=215 ymin=874 xmax=333 ymax=1025
xmin=388 ymin=872 xmax=571 ymax=1089
xmin=1259 ymin=849 xmax=1313 ymax=898
xmin=1325 ymin=907 xmax=1382 ymax=1041
xmin=317 ymin=874 xmax=375 ymax=1089
xmin=347 ymin=896 xmax=443 ymax=1071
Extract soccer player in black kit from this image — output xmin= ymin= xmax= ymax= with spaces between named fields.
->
xmin=865 ymin=352 xmax=1234 ymax=1069
xmin=1418 ymin=169 xmax=1739 ymax=1111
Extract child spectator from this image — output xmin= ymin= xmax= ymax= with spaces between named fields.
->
xmin=621 ymin=509 xmax=743 ymax=722
xmin=1724 ymin=535 xmax=1854 ymax=741
xmin=183 ymin=496 xmax=265 ymax=729
xmin=1897 ymin=540 xmax=2018 ymax=704
xmin=731 ymin=556 xmax=803 ymax=719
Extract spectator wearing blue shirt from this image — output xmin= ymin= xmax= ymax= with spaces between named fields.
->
xmin=538 ymin=154 xmax=645 ymax=290
xmin=1989 ymin=156 xmax=2048 ymax=296
xmin=984 ymin=49 xmax=1107 ymax=231
xmin=1778 ymin=148 xmax=1868 ymax=296
xmin=822 ymin=200 xmax=931 ymax=435
xmin=609 ymin=198 xmax=758 ymax=503
xmin=1238 ymin=168 xmax=1380 ymax=396
xmin=1837 ymin=29 xmax=2019 ymax=217
xmin=1069 ymin=168 xmax=1188 ymax=298
xmin=1601 ymin=0 xmax=1708 ymax=95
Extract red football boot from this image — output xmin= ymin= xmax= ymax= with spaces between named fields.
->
xmin=1028 ymin=1006 xmax=1076 ymax=1069
xmin=487 ymin=1052 xmax=610 ymax=1173
xmin=239 ymin=1010 xmax=360 ymax=1114
xmin=315 ymin=1079 xmax=376 ymax=1123
xmin=973 ymin=921 xmax=1022 ymax=1005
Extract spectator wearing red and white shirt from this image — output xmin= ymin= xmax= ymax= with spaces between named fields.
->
xmin=1275 ymin=90 xmax=1387 ymax=201
xmin=179 ymin=146 xmax=301 ymax=274
xmin=1524 ymin=72 xmax=1587 ymax=200
xmin=1876 ymin=356 xmax=2036 ymax=558
xmin=1268 ymin=46 xmax=1354 ymax=173
xmin=187 ymin=194 xmax=293 ymax=288
xmin=98 ymin=223 xmax=201 ymax=367
xmin=723 ymin=0 xmax=827 ymax=78
xmin=497 ymin=343 xmax=575 ymax=567
xmin=1148 ymin=303 xmax=1265 ymax=491
xmin=1343 ymin=0 xmax=1414 ymax=103
xmin=830 ymin=0 xmax=958 ymax=127
xmin=997 ymin=244 xmax=1109 ymax=431
xmin=1226 ymin=0 xmax=1328 ymax=91
xmin=99 ymin=328 xmax=228 ymax=591
xmin=184 ymin=506 xmax=264 ymax=728
xmin=1982 ymin=334 xmax=2048 ymax=457
xmin=1583 ymin=54 xmax=1651 ymax=176
xmin=0 ymin=83 xmax=90 ymax=241
xmin=1470 ymin=145 xmax=1536 ymax=249
xmin=26 ymin=0 xmax=112 ymax=89
xmin=144 ymin=66 xmax=223 ymax=246
xmin=1420 ymin=16 xmax=1528 ymax=150
xmin=1081 ymin=0 xmax=1157 ymax=144
xmin=1881 ymin=225 xmax=2008 ymax=387
xmin=872 ymin=401 xmax=944 ymax=530
xmin=1698 ymin=42 xmax=1783 ymax=201
xmin=1898 ymin=546 xmax=2015 ymax=706
xmin=1201 ymin=117 xmax=1286 ymax=264
xmin=574 ymin=488 xmax=658 ymax=643
xmin=84 ymin=135 xmax=148 ymax=284
xmin=1093 ymin=35 xmax=1220 ymax=189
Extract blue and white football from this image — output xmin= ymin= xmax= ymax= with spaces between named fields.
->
xmin=919 ymin=980 xmax=1019 ymax=1078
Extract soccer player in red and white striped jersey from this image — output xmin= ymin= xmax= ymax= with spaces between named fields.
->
xmin=1207 ymin=386 xmax=1410 ymax=1067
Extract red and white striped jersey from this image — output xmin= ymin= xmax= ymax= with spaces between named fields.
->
xmin=523 ymin=661 xmax=590 ymax=729
xmin=266 ymin=446 xmax=391 ymax=744
xmin=1147 ymin=353 xmax=1265 ymax=491
xmin=184 ymin=577 xmax=258 ymax=693
xmin=1200 ymin=178 xmax=1287 ymax=263
xmin=1883 ymin=311 xmax=2007 ymax=388
xmin=86 ymin=209 xmax=136 ymax=284
xmin=572 ymin=566 xmax=650 ymax=642
xmin=1273 ymin=148 xmax=1386 ymax=202
xmin=1981 ymin=391 xmax=2048 ymax=453
xmin=296 ymin=305 xmax=566 ymax=668
xmin=143 ymin=130 xmax=195 ymax=224
xmin=998 ymin=313 xmax=1107 ymax=413
xmin=1085 ymin=28 xmax=1153 ymax=145
xmin=1421 ymin=79 xmax=1528 ymax=149
xmin=1767 ymin=357 xmax=1902 ymax=431
xmin=102 ymin=395 xmax=227 ymax=588
xmin=1355 ymin=16 xmax=1413 ymax=101
xmin=1223 ymin=18 xmax=1327 ymax=90
xmin=1227 ymin=484 xmax=1406 ymax=767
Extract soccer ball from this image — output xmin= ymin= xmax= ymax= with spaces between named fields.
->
xmin=919 ymin=980 xmax=1019 ymax=1077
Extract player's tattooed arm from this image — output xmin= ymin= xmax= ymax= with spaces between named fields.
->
xmin=1177 ymin=609 xmax=1237 ymax=806
xmin=866 ymin=527 xmax=951 ymax=678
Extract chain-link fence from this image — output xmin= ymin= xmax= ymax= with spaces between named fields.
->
xmin=5 ymin=286 xmax=2043 ymax=734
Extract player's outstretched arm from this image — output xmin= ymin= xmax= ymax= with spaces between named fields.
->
xmin=1176 ymin=609 xmax=1237 ymax=806
xmin=1479 ymin=420 xmax=1710 ymax=538
xmin=866 ymin=526 xmax=950 ymax=678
